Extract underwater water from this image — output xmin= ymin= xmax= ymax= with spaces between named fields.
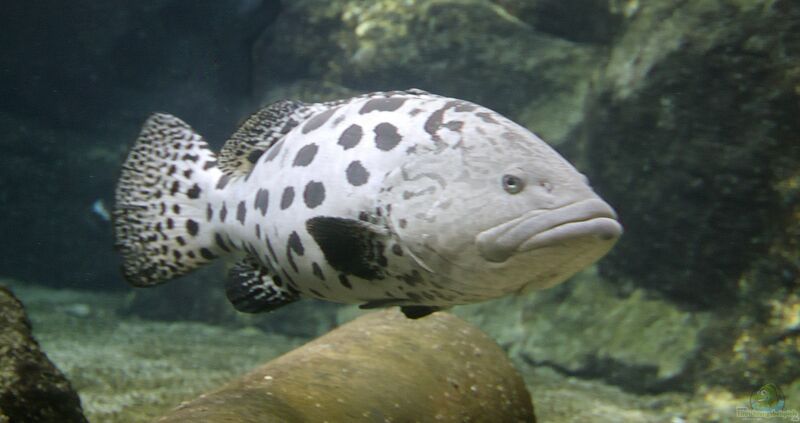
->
xmin=1 ymin=1 xmax=798 ymax=422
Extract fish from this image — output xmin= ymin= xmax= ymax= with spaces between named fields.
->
xmin=113 ymin=89 xmax=622 ymax=319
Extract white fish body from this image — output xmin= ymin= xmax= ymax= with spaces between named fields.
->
xmin=114 ymin=89 xmax=621 ymax=318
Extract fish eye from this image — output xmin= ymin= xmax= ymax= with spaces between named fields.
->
xmin=502 ymin=174 xmax=524 ymax=194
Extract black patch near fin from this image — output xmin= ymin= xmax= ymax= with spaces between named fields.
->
xmin=400 ymin=306 xmax=441 ymax=319
xmin=218 ymin=100 xmax=312 ymax=175
xmin=225 ymin=255 xmax=299 ymax=313
xmin=306 ymin=216 xmax=388 ymax=280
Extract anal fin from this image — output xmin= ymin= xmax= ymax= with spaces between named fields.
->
xmin=359 ymin=300 xmax=442 ymax=319
xmin=225 ymin=256 xmax=299 ymax=313
xmin=400 ymin=306 xmax=441 ymax=319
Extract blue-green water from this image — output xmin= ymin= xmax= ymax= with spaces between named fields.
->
xmin=0 ymin=1 xmax=798 ymax=422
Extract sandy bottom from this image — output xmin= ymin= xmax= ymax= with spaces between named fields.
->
xmin=6 ymin=280 xmax=745 ymax=422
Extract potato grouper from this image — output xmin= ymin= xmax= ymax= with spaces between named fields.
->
xmin=113 ymin=89 xmax=622 ymax=319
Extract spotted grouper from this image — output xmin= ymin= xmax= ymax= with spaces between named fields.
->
xmin=113 ymin=89 xmax=622 ymax=318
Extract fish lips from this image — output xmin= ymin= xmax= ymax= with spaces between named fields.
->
xmin=476 ymin=199 xmax=622 ymax=263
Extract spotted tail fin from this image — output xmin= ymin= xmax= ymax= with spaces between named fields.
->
xmin=114 ymin=113 xmax=226 ymax=286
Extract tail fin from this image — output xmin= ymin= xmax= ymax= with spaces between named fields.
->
xmin=114 ymin=113 xmax=225 ymax=286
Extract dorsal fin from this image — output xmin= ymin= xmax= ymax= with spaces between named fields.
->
xmin=218 ymin=99 xmax=310 ymax=175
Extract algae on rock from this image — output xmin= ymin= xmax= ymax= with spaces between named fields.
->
xmin=0 ymin=285 xmax=87 ymax=423
xmin=253 ymin=0 xmax=600 ymax=142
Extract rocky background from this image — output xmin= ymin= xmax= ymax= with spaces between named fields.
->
xmin=0 ymin=0 xmax=797 ymax=409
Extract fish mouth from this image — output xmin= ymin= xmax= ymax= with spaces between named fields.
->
xmin=476 ymin=199 xmax=622 ymax=263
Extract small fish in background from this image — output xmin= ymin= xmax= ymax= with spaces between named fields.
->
xmin=113 ymin=89 xmax=622 ymax=319
xmin=91 ymin=199 xmax=111 ymax=222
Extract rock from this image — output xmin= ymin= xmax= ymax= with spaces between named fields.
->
xmin=0 ymin=285 xmax=87 ymax=423
xmin=582 ymin=0 xmax=800 ymax=308
xmin=253 ymin=0 xmax=599 ymax=143
xmin=492 ymin=0 xmax=624 ymax=43
xmin=456 ymin=268 xmax=712 ymax=393
xmin=460 ymin=0 xmax=800 ymax=394
xmin=154 ymin=309 xmax=534 ymax=422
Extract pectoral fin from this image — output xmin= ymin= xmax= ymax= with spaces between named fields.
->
xmin=225 ymin=255 xmax=299 ymax=313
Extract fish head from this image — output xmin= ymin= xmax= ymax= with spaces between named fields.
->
xmin=380 ymin=104 xmax=622 ymax=297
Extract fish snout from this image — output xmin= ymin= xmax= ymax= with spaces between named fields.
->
xmin=476 ymin=199 xmax=622 ymax=263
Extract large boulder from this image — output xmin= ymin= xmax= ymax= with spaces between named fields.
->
xmin=528 ymin=0 xmax=800 ymax=392
xmin=154 ymin=309 xmax=534 ymax=422
xmin=0 ymin=285 xmax=87 ymax=422
xmin=457 ymin=268 xmax=713 ymax=393
xmin=583 ymin=0 xmax=800 ymax=308
xmin=253 ymin=0 xmax=599 ymax=143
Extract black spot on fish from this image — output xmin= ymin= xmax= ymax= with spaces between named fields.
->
xmin=444 ymin=121 xmax=464 ymax=132
xmin=215 ymin=233 xmax=231 ymax=252
xmin=166 ymin=218 xmax=174 ymax=229
xmin=288 ymin=231 xmax=305 ymax=255
xmin=374 ymin=122 xmax=402 ymax=151
xmin=312 ymin=262 xmax=325 ymax=281
xmin=306 ymin=217 xmax=385 ymax=280
xmin=391 ymin=244 xmax=404 ymax=256
xmin=200 ymin=248 xmax=216 ymax=260
xmin=236 ymin=201 xmax=246 ymax=224
xmin=338 ymin=124 xmax=363 ymax=150
xmin=282 ymin=271 xmax=298 ymax=290
xmin=358 ymin=211 xmax=370 ymax=222
xmin=172 ymin=204 xmax=181 ymax=214
xmin=220 ymin=202 xmax=228 ymax=222
xmin=255 ymin=224 xmax=261 ymax=239
xmin=182 ymin=154 xmax=199 ymax=162
xmin=206 ymin=204 xmax=213 ymax=221
xmin=254 ymin=189 xmax=269 ymax=216
xmin=247 ymin=149 xmax=264 ymax=164
xmin=167 ymin=165 xmax=176 ymax=175
xmin=475 ymin=112 xmax=499 ymax=124
xmin=309 ymin=288 xmax=324 ymax=297
xmin=170 ymin=181 xmax=180 ymax=195
xmin=286 ymin=231 xmax=304 ymax=272
xmin=203 ymin=160 xmax=217 ymax=170
xmin=293 ymin=143 xmax=318 ymax=167
xmin=186 ymin=219 xmax=199 ymax=236
xmin=399 ymin=218 xmax=407 ymax=229
xmin=176 ymin=236 xmax=186 ymax=246
xmin=400 ymin=270 xmax=422 ymax=287
xmin=302 ymin=108 xmax=337 ymax=133
xmin=265 ymin=140 xmax=284 ymax=162
xmin=303 ymin=181 xmax=325 ymax=208
xmin=359 ymin=97 xmax=406 ymax=114
xmin=339 ymin=274 xmax=352 ymax=289
xmin=266 ymin=237 xmax=278 ymax=262
xmin=454 ymin=102 xmax=478 ymax=112
xmin=281 ymin=187 xmax=294 ymax=210
xmin=346 ymin=160 xmax=370 ymax=186
xmin=216 ymin=174 xmax=232 ymax=190
xmin=183 ymin=169 xmax=193 ymax=179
